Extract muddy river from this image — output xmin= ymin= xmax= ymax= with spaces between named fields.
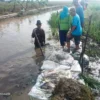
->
xmin=0 ymin=10 xmax=59 ymax=100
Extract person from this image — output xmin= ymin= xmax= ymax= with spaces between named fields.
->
xmin=80 ymin=0 xmax=88 ymax=10
xmin=73 ymin=0 xmax=84 ymax=28
xmin=66 ymin=7 xmax=82 ymax=52
xmin=31 ymin=20 xmax=45 ymax=48
xmin=57 ymin=6 xmax=72 ymax=49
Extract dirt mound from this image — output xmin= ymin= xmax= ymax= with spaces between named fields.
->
xmin=51 ymin=78 xmax=94 ymax=100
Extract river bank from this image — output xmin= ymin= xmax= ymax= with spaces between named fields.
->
xmin=0 ymin=5 xmax=63 ymax=20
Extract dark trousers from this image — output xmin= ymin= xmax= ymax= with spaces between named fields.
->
xmin=34 ymin=42 xmax=44 ymax=48
xmin=59 ymin=30 xmax=68 ymax=46
xmin=67 ymin=34 xmax=81 ymax=45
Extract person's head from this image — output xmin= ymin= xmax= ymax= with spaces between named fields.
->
xmin=62 ymin=6 xmax=68 ymax=13
xmin=73 ymin=0 xmax=79 ymax=6
xmin=36 ymin=20 xmax=42 ymax=29
xmin=60 ymin=6 xmax=69 ymax=19
xmin=70 ymin=7 xmax=76 ymax=16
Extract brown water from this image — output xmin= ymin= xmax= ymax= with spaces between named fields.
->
xmin=0 ymin=10 xmax=58 ymax=100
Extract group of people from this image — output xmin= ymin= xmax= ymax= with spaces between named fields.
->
xmin=31 ymin=0 xmax=85 ymax=53
xmin=58 ymin=0 xmax=84 ymax=52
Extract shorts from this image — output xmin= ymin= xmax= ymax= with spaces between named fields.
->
xmin=59 ymin=30 xmax=68 ymax=46
xmin=66 ymin=34 xmax=81 ymax=45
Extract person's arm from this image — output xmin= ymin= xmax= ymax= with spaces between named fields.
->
xmin=70 ymin=26 xmax=76 ymax=33
xmin=31 ymin=29 xmax=35 ymax=38
xmin=67 ymin=26 xmax=76 ymax=38
xmin=42 ymin=29 xmax=45 ymax=44
xmin=31 ymin=29 xmax=36 ymax=43
xmin=69 ymin=17 xmax=77 ymax=34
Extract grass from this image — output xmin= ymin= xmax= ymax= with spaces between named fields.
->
xmin=48 ymin=12 xmax=59 ymax=40
xmin=79 ymin=73 xmax=100 ymax=90
xmin=0 ymin=1 xmax=71 ymax=15
xmin=84 ymin=4 xmax=100 ymax=57
xmin=0 ymin=1 xmax=47 ymax=15
xmin=84 ymin=4 xmax=100 ymax=43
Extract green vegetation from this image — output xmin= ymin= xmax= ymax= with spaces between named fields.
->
xmin=84 ymin=4 xmax=100 ymax=43
xmin=79 ymin=74 xmax=100 ymax=91
xmin=84 ymin=4 xmax=100 ymax=57
xmin=0 ymin=0 xmax=48 ymax=15
xmin=48 ymin=12 xmax=59 ymax=39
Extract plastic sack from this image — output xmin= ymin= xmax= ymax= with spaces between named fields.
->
xmin=47 ymin=50 xmax=65 ymax=63
xmin=71 ymin=60 xmax=81 ymax=72
xmin=28 ymin=86 xmax=50 ymax=100
xmin=55 ymin=65 xmax=71 ymax=70
xmin=60 ymin=57 xmax=74 ymax=66
xmin=57 ymin=70 xmax=72 ymax=79
xmin=41 ymin=60 xmax=59 ymax=70
xmin=47 ymin=50 xmax=75 ymax=67
xmin=44 ymin=68 xmax=72 ymax=79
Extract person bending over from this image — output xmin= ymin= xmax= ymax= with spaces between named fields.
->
xmin=66 ymin=7 xmax=82 ymax=53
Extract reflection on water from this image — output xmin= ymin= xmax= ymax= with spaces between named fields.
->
xmin=33 ymin=48 xmax=45 ymax=66
xmin=0 ymin=10 xmax=58 ymax=66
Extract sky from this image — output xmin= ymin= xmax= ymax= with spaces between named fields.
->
xmin=49 ymin=0 xmax=72 ymax=1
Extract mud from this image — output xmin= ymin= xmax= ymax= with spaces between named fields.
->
xmin=51 ymin=78 xmax=94 ymax=100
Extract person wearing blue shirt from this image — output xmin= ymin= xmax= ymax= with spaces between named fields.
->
xmin=73 ymin=0 xmax=84 ymax=28
xmin=66 ymin=7 xmax=82 ymax=52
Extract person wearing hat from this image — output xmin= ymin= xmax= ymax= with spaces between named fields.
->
xmin=31 ymin=20 xmax=45 ymax=48
xmin=73 ymin=0 xmax=84 ymax=28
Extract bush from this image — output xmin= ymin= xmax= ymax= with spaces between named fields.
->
xmin=84 ymin=4 xmax=100 ymax=43
xmin=48 ymin=12 xmax=59 ymax=39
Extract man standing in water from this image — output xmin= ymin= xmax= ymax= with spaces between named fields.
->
xmin=73 ymin=0 xmax=84 ymax=28
xmin=31 ymin=20 xmax=45 ymax=49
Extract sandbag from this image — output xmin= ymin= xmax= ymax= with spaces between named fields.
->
xmin=41 ymin=60 xmax=59 ymax=70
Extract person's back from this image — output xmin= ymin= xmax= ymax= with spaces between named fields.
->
xmin=76 ymin=5 xmax=84 ymax=27
xmin=73 ymin=0 xmax=84 ymax=27
xmin=58 ymin=15 xmax=72 ymax=31
xmin=72 ymin=14 xmax=82 ymax=36
xmin=57 ymin=7 xmax=72 ymax=31
xmin=56 ymin=6 xmax=72 ymax=48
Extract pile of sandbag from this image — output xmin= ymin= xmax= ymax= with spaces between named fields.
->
xmin=28 ymin=49 xmax=82 ymax=100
